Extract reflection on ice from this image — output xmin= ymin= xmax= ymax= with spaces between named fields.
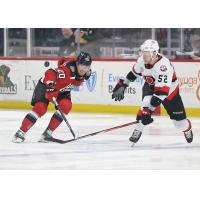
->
xmin=0 ymin=110 xmax=199 ymax=169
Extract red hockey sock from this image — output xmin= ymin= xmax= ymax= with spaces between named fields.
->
xmin=20 ymin=118 xmax=34 ymax=133
xmin=47 ymin=99 xmax=71 ymax=132
xmin=47 ymin=112 xmax=63 ymax=132
xmin=20 ymin=111 xmax=39 ymax=133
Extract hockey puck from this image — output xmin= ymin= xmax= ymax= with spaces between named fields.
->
xmin=44 ymin=61 xmax=50 ymax=67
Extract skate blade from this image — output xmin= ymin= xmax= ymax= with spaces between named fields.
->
xmin=12 ymin=140 xmax=24 ymax=143
xmin=38 ymin=138 xmax=50 ymax=143
xmin=12 ymin=138 xmax=24 ymax=143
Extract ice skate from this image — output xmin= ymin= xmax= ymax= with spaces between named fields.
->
xmin=38 ymin=128 xmax=53 ymax=143
xmin=129 ymin=129 xmax=142 ymax=143
xmin=183 ymin=129 xmax=193 ymax=143
xmin=12 ymin=129 xmax=25 ymax=143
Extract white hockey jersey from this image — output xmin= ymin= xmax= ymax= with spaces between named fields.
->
xmin=132 ymin=54 xmax=179 ymax=101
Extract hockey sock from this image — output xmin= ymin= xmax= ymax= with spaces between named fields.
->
xmin=20 ymin=111 xmax=39 ymax=133
xmin=135 ymin=121 xmax=145 ymax=132
xmin=172 ymin=119 xmax=192 ymax=132
xmin=182 ymin=119 xmax=192 ymax=132
xmin=47 ymin=111 xmax=63 ymax=132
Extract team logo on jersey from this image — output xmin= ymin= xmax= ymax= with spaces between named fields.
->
xmin=0 ymin=64 xmax=17 ymax=94
xmin=160 ymin=65 xmax=167 ymax=72
xmin=86 ymin=71 xmax=97 ymax=92
xmin=144 ymin=76 xmax=155 ymax=85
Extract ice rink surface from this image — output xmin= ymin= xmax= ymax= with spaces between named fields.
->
xmin=0 ymin=109 xmax=200 ymax=170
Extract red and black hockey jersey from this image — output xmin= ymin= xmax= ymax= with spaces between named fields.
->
xmin=41 ymin=60 xmax=91 ymax=94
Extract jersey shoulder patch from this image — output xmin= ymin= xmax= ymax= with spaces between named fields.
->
xmin=154 ymin=57 xmax=171 ymax=74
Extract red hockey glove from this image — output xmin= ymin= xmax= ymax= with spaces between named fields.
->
xmin=112 ymin=79 xmax=128 ymax=101
xmin=45 ymin=88 xmax=58 ymax=102
xmin=136 ymin=107 xmax=154 ymax=125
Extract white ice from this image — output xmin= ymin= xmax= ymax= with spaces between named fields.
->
xmin=0 ymin=109 xmax=200 ymax=169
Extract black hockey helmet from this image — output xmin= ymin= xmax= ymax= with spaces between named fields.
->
xmin=77 ymin=52 xmax=92 ymax=66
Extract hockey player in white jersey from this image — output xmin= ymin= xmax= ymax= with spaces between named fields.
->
xmin=112 ymin=39 xmax=193 ymax=143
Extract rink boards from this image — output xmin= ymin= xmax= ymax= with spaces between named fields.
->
xmin=0 ymin=58 xmax=199 ymax=117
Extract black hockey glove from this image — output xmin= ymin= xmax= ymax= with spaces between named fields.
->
xmin=112 ymin=79 xmax=128 ymax=101
xmin=136 ymin=107 xmax=154 ymax=125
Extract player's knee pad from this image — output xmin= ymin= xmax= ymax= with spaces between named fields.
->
xmin=172 ymin=119 xmax=192 ymax=132
xmin=32 ymin=102 xmax=48 ymax=117
xmin=58 ymin=98 xmax=72 ymax=114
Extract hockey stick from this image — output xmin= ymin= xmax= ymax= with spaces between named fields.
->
xmin=52 ymin=97 xmax=76 ymax=139
xmin=48 ymin=121 xmax=138 ymax=144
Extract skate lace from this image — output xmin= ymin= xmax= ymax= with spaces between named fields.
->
xmin=133 ymin=130 xmax=141 ymax=138
xmin=184 ymin=131 xmax=192 ymax=139
xmin=43 ymin=129 xmax=52 ymax=138
xmin=16 ymin=130 xmax=25 ymax=139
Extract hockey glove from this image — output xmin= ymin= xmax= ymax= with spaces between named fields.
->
xmin=45 ymin=88 xmax=58 ymax=102
xmin=136 ymin=107 xmax=154 ymax=125
xmin=112 ymin=79 xmax=128 ymax=101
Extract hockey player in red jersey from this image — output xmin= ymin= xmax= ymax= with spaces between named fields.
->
xmin=13 ymin=52 xmax=92 ymax=143
xmin=112 ymin=39 xmax=193 ymax=144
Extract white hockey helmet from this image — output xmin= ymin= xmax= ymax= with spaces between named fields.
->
xmin=140 ymin=39 xmax=159 ymax=54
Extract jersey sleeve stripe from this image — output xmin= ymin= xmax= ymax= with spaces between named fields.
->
xmin=132 ymin=65 xmax=142 ymax=77
xmin=172 ymin=71 xmax=177 ymax=82
xmin=166 ymin=85 xmax=179 ymax=101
